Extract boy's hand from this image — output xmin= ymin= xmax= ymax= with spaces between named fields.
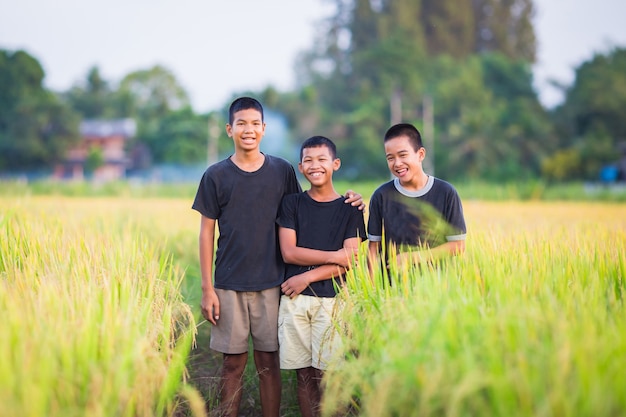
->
xmin=344 ymin=190 xmax=365 ymax=211
xmin=281 ymin=274 xmax=310 ymax=298
xmin=201 ymin=288 xmax=220 ymax=325
xmin=393 ymin=252 xmax=423 ymax=269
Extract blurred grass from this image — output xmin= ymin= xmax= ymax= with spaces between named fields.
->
xmin=2 ymin=184 xmax=625 ymax=416
xmin=0 ymin=196 xmax=200 ymax=417
xmin=1 ymin=178 xmax=626 ymax=201
xmin=323 ymin=201 xmax=626 ymax=417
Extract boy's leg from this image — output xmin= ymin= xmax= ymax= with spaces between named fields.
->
xmin=296 ymin=367 xmax=323 ymax=417
xmin=311 ymin=297 xmax=342 ymax=370
xmin=219 ymin=352 xmax=248 ymax=417
xmin=253 ymin=349 xmax=281 ymax=417
xmin=210 ymin=289 xmax=252 ymax=416
xmin=249 ymin=287 xmax=282 ymax=416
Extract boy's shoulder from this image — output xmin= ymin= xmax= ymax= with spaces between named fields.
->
xmin=265 ymin=153 xmax=292 ymax=167
xmin=430 ymin=176 xmax=461 ymax=195
xmin=371 ymin=179 xmax=398 ymax=200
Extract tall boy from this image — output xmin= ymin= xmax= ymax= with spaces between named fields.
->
xmin=192 ymin=97 xmax=362 ymax=417
xmin=368 ymin=123 xmax=466 ymax=269
xmin=277 ymin=135 xmax=366 ymax=417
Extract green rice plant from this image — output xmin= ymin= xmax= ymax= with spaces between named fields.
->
xmin=0 ymin=197 xmax=201 ymax=417
xmin=322 ymin=202 xmax=626 ymax=417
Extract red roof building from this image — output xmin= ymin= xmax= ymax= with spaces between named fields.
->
xmin=54 ymin=118 xmax=136 ymax=181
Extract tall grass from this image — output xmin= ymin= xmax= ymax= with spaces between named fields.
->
xmin=0 ymin=197 xmax=201 ymax=417
xmin=324 ymin=201 xmax=626 ymax=417
xmin=3 ymin=193 xmax=625 ymax=416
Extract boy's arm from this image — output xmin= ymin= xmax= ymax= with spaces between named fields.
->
xmin=281 ymin=264 xmax=346 ymax=298
xmin=367 ymin=241 xmax=381 ymax=277
xmin=278 ymin=227 xmax=356 ymax=267
xmin=397 ymin=240 xmax=465 ymax=267
xmin=281 ymin=236 xmax=361 ymax=298
xmin=199 ymin=215 xmax=220 ymax=325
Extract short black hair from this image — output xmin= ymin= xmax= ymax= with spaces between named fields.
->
xmin=228 ymin=97 xmax=264 ymax=125
xmin=384 ymin=123 xmax=424 ymax=151
xmin=300 ymin=135 xmax=337 ymax=161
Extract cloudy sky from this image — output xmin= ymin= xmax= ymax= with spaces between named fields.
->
xmin=1 ymin=0 xmax=625 ymax=112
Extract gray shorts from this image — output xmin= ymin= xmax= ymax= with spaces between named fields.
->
xmin=210 ymin=287 xmax=280 ymax=354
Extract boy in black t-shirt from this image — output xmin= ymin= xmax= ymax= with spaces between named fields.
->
xmin=277 ymin=136 xmax=366 ymax=417
xmin=368 ymin=123 xmax=466 ymax=269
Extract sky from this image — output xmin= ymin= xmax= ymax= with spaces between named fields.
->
xmin=1 ymin=0 xmax=625 ymax=113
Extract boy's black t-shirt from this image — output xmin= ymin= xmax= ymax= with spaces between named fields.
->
xmin=192 ymin=154 xmax=302 ymax=291
xmin=367 ymin=176 xmax=466 ymax=251
xmin=277 ymin=192 xmax=366 ymax=297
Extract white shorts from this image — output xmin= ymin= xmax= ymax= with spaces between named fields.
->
xmin=278 ymin=294 xmax=343 ymax=370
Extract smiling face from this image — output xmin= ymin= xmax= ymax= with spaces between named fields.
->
xmin=226 ymin=108 xmax=265 ymax=152
xmin=384 ymin=135 xmax=426 ymax=187
xmin=298 ymin=144 xmax=340 ymax=187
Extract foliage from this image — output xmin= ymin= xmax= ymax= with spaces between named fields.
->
xmin=282 ymin=0 xmax=547 ymax=182
xmin=548 ymin=47 xmax=626 ymax=180
xmin=0 ymin=49 xmax=79 ymax=172
xmin=140 ymin=106 xmax=214 ymax=164
xmin=0 ymin=197 xmax=200 ymax=417
xmin=323 ymin=201 xmax=626 ymax=416
xmin=64 ymin=65 xmax=202 ymax=165
xmin=64 ymin=66 xmax=127 ymax=119
xmin=3 ymin=179 xmax=626 ymax=202
xmin=84 ymin=146 xmax=105 ymax=174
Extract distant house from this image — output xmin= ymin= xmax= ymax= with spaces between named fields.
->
xmin=54 ymin=118 xmax=137 ymax=181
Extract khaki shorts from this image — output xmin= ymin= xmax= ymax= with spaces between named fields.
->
xmin=278 ymin=294 xmax=343 ymax=370
xmin=210 ymin=287 xmax=280 ymax=354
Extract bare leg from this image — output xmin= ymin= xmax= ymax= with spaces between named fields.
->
xmin=218 ymin=352 xmax=248 ymax=417
xmin=253 ymin=350 xmax=281 ymax=417
xmin=296 ymin=367 xmax=324 ymax=417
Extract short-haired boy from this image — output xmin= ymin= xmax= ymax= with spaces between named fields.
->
xmin=277 ymin=136 xmax=366 ymax=417
xmin=368 ymin=123 xmax=466 ymax=269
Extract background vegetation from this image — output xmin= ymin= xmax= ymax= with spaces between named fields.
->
xmin=1 ymin=0 xmax=625 ymax=184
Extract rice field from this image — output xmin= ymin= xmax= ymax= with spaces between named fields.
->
xmin=1 ymin=194 xmax=624 ymax=416
xmin=0 ymin=196 xmax=202 ymax=417
xmin=325 ymin=201 xmax=626 ymax=417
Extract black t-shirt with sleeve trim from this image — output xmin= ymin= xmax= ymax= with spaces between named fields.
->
xmin=367 ymin=176 xmax=466 ymax=251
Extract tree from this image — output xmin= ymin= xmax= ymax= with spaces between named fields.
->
xmin=118 ymin=65 xmax=190 ymax=120
xmin=0 ymin=49 xmax=79 ymax=172
xmin=548 ymin=47 xmax=626 ymax=180
xmin=287 ymin=0 xmax=543 ymax=180
xmin=471 ymin=0 xmax=536 ymax=62
xmin=140 ymin=106 xmax=212 ymax=164
xmin=117 ymin=65 xmax=192 ymax=164
xmin=64 ymin=66 xmax=121 ymax=119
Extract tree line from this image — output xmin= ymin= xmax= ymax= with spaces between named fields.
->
xmin=1 ymin=0 xmax=625 ymax=183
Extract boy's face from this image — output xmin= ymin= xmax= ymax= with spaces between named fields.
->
xmin=298 ymin=145 xmax=340 ymax=186
xmin=226 ymin=108 xmax=265 ymax=152
xmin=384 ymin=135 xmax=426 ymax=184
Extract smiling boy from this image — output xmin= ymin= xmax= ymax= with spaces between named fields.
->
xmin=368 ymin=123 xmax=466 ymax=269
xmin=277 ymin=135 xmax=366 ymax=417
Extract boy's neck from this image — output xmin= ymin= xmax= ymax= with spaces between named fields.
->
xmin=399 ymin=172 xmax=429 ymax=192
xmin=230 ymin=150 xmax=265 ymax=172
xmin=306 ymin=183 xmax=341 ymax=202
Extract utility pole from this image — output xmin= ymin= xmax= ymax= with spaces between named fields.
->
xmin=390 ymin=89 xmax=402 ymax=125
xmin=423 ymin=94 xmax=434 ymax=176
xmin=207 ymin=114 xmax=220 ymax=166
